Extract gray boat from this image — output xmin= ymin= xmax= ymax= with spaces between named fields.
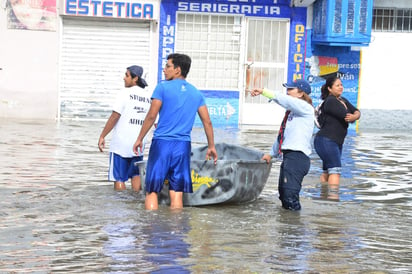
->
xmin=136 ymin=143 xmax=273 ymax=206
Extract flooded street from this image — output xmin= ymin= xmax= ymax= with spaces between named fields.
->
xmin=0 ymin=118 xmax=411 ymax=273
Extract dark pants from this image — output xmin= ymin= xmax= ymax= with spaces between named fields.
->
xmin=278 ymin=150 xmax=310 ymax=210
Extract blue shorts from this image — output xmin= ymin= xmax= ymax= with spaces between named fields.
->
xmin=145 ymin=139 xmax=192 ymax=193
xmin=108 ymin=152 xmax=143 ymax=182
xmin=314 ymin=135 xmax=342 ymax=174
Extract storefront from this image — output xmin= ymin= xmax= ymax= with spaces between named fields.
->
xmin=58 ymin=0 xmax=160 ymax=119
xmin=307 ymin=0 xmax=373 ymax=131
xmin=1 ymin=0 xmax=376 ymax=126
xmin=158 ymin=0 xmax=308 ymax=128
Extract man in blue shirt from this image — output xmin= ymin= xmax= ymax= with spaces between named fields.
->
xmin=133 ymin=53 xmax=218 ymax=210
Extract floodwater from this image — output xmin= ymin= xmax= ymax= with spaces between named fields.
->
xmin=0 ymin=115 xmax=411 ymax=273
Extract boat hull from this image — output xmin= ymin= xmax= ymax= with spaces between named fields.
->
xmin=136 ymin=143 xmax=272 ymax=206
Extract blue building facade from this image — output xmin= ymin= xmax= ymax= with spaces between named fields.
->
xmin=157 ymin=0 xmax=373 ymax=129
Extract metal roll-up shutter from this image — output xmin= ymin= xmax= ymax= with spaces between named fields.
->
xmin=59 ymin=17 xmax=151 ymax=120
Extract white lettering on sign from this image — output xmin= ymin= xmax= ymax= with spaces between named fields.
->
xmin=64 ymin=0 xmax=158 ymax=20
xmin=177 ymin=2 xmax=280 ymax=16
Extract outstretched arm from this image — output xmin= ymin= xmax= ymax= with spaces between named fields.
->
xmin=98 ymin=111 xmax=120 ymax=152
xmin=251 ymin=88 xmax=276 ymax=99
xmin=198 ymin=105 xmax=218 ymax=164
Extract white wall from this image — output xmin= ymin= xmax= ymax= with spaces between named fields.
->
xmin=374 ymin=0 xmax=411 ymax=8
xmin=359 ymin=0 xmax=412 ymax=113
xmin=0 ymin=9 xmax=59 ymax=120
xmin=359 ymin=32 xmax=412 ymax=110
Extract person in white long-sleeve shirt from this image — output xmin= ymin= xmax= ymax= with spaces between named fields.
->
xmin=251 ymin=79 xmax=314 ymax=210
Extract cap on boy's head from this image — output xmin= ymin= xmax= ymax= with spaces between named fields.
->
xmin=127 ymin=65 xmax=148 ymax=88
xmin=127 ymin=65 xmax=143 ymax=78
xmin=283 ymin=79 xmax=311 ymax=95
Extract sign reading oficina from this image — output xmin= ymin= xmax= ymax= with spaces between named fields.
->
xmin=63 ymin=0 xmax=159 ymax=20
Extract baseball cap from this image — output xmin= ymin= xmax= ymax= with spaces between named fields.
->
xmin=128 ymin=65 xmax=143 ymax=77
xmin=282 ymin=79 xmax=311 ymax=95
xmin=127 ymin=65 xmax=148 ymax=88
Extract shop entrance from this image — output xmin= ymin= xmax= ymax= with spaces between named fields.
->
xmin=241 ymin=18 xmax=290 ymax=127
xmin=173 ymin=14 xmax=289 ymax=127
xmin=59 ymin=18 xmax=152 ymax=120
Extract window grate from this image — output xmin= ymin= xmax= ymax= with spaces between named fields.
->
xmin=244 ymin=19 xmax=288 ymax=104
xmin=373 ymin=8 xmax=412 ymax=32
xmin=175 ymin=13 xmax=242 ymax=90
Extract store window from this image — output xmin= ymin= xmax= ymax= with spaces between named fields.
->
xmin=175 ymin=13 xmax=242 ymax=90
xmin=373 ymin=8 xmax=412 ymax=32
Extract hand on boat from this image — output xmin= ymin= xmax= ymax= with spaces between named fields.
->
xmin=261 ymin=154 xmax=272 ymax=164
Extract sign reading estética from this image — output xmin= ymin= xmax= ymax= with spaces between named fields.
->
xmin=63 ymin=0 xmax=159 ymax=20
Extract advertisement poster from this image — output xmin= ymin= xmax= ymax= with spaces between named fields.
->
xmin=305 ymin=43 xmax=361 ymax=132
xmin=7 ymin=0 xmax=57 ymax=31
xmin=194 ymin=90 xmax=239 ymax=128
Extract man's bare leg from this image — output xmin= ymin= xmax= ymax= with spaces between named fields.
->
xmin=131 ymin=176 xmax=141 ymax=192
xmin=145 ymin=192 xmax=159 ymax=210
xmin=169 ymin=190 xmax=183 ymax=209
xmin=114 ymin=181 xmax=126 ymax=190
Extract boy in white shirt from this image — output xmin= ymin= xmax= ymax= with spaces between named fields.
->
xmin=98 ymin=65 xmax=152 ymax=191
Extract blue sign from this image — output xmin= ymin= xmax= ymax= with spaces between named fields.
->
xmin=158 ymin=0 xmax=303 ymax=83
xmin=174 ymin=0 xmax=291 ymax=17
xmin=194 ymin=90 xmax=239 ymax=128
xmin=64 ymin=0 xmax=157 ymax=19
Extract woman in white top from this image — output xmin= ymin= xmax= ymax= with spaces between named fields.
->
xmin=251 ymin=79 xmax=314 ymax=210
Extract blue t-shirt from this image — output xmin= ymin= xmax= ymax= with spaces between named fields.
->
xmin=152 ymin=79 xmax=205 ymax=141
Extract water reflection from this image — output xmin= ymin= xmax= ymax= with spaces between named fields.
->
xmin=264 ymin=210 xmax=310 ymax=272
xmin=0 ymin=119 xmax=411 ymax=273
xmin=141 ymin=210 xmax=191 ymax=273
xmin=103 ymin=220 xmax=144 ymax=270
xmin=308 ymin=211 xmax=363 ymax=273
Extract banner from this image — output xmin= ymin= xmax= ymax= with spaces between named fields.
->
xmin=194 ymin=90 xmax=239 ymax=128
xmin=7 ymin=0 xmax=57 ymax=31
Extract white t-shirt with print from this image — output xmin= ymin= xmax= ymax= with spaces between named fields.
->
xmin=109 ymin=85 xmax=151 ymax=158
